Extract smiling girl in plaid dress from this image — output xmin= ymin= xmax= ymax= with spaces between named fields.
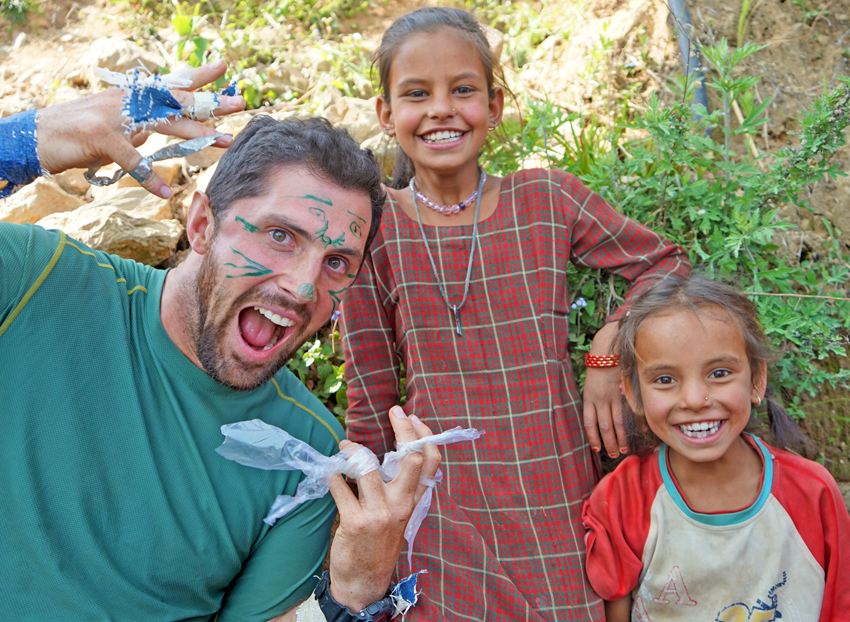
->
xmin=340 ymin=7 xmax=689 ymax=621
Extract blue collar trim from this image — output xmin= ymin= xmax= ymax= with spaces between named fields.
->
xmin=658 ymin=434 xmax=773 ymax=526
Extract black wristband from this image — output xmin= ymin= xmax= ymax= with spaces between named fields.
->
xmin=313 ymin=571 xmax=394 ymax=622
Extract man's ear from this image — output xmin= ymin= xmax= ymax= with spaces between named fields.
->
xmin=186 ymin=191 xmax=215 ymax=255
xmin=376 ymin=95 xmax=394 ymax=136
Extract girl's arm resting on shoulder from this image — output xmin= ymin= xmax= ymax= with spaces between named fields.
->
xmin=562 ymin=173 xmax=690 ymax=320
xmin=604 ymin=597 xmax=631 ymax=622
xmin=340 ymin=254 xmax=401 ymax=456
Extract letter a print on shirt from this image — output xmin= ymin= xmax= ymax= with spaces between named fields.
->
xmin=653 ymin=566 xmax=697 ymax=606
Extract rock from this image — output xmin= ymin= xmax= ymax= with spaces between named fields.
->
xmin=215 ymin=111 xmax=254 ymax=137
xmin=324 ymin=97 xmax=380 ymax=144
xmin=183 ymin=144 xmax=225 ymax=170
xmin=0 ymin=178 xmax=85 ymax=224
xmin=176 ymin=162 xmax=219 ymax=223
xmin=89 ymin=162 xmax=181 ymax=201
xmin=0 ymin=90 xmax=38 ymax=118
xmin=262 ymin=62 xmax=309 ymax=94
xmin=360 ymin=133 xmax=398 ymax=179
xmin=37 ymin=205 xmax=184 ymax=266
xmin=82 ymin=37 xmax=162 ymax=88
xmin=86 ymin=187 xmax=172 ymax=221
xmin=50 ymin=85 xmax=81 ymax=105
xmin=53 ymin=169 xmax=92 ymax=196
xmin=483 ymin=26 xmax=504 ymax=60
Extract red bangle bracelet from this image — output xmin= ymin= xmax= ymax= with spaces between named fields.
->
xmin=585 ymin=353 xmax=620 ymax=368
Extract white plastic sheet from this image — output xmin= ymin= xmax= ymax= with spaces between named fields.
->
xmin=216 ymin=419 xmax=483 ymax=561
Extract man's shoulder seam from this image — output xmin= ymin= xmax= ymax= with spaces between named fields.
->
xmin=269 ymin=377 xmax=341 ymax=445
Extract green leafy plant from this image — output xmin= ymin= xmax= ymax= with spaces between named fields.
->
xmin=1 ymin=0 xmax=37 ymax=24
xmin=482 ymin=38 xmax=850 ymax=416
xmin=171 ymin=2 xmax=212 ymax=67
xmin=286 ymin=328 xmax=348 ymax=425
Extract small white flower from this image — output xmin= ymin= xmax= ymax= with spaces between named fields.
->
xmin=571 ymin=298 xmax=588 ymax=309
xmin=697 ymin=209 xmax=706 ymax=216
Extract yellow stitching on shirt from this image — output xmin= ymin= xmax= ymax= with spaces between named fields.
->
xmin=67 ymin=241 xmax=148 ymax=295
xmin=270 ymin=378 xmax=341 ymax=445
xmin=66 ymin=241 xmax=116 ymax=270
xmin=0 ymin=231 xmax=67 ymax=339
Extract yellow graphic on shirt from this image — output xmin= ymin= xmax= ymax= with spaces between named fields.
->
xmin=716 ymin=573 xmax=786 ymax=622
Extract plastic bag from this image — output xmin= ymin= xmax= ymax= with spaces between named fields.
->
xmin=216 ymin=419 xmax=483 ymax=560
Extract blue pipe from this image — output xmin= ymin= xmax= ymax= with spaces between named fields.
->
xmin=668 ymin=0 xmax=710 ymax=116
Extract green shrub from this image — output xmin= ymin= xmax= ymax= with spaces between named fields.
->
xmin=483 ymin=38 xmax=850 ymax=417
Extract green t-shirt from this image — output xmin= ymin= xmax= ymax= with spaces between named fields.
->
xmin=0 ymin=223 xmax=344 ymax=621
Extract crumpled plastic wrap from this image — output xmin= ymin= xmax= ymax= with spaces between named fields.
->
xmin=216 ymin=419 xmax=483 ymax=562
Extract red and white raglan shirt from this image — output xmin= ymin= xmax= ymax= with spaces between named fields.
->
xmin=582 ymin=434 xmax=850 ymax=622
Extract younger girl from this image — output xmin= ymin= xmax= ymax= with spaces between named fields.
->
xmin=583 ymin=276 xmax=850 ymax=622
xmin=341 ymin=7 xmax=689 ymax=621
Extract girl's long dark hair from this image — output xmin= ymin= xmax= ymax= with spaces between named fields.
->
xmin=614 ymin=275 xmax=809 ymax=455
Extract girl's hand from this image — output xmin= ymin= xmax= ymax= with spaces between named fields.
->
xmin=583 ymin=322 xmax=629 ymax=457
xmin=36 ymin=61 xmax=245 ymax=199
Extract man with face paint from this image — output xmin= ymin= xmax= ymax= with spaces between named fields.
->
xmin=0 ymin=64 xmax=440 ymax=622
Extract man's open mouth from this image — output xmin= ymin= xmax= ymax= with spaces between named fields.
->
xmin=238 ymin=306 xmax=294 ymax=351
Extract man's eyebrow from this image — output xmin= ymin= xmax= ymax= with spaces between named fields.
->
xmin=263 ymin=215 xmax=313 ymax=241
xmin=335 ymin=246 xmax=363 ymax=264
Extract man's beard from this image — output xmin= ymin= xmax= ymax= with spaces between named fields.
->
xmin=192 ymin=247 xmax=310 ymax=391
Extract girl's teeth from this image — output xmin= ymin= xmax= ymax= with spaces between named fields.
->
xmin=679 ymin=421 xmax=721 ymax=438
xmin=424 ymin=130 xmax=463 ymax=143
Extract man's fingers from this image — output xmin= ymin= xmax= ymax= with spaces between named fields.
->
xmin=328 ymin=473 xmax=360 ymax=515
xmin=106 ymin=139 xmax=171 ymax=199
xmin=388 ymin=405 xmax=419 ymax=445
xmin=150 ymin=115 xmax=235 ymax=146
xmin=185 ymin=60 xmax=229 ymax=90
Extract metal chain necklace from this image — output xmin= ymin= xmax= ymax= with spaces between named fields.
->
xmin=412 ymin=167 xmax=485 ymax=336
xmin=409 ymin=171 xmax=486 ymax=215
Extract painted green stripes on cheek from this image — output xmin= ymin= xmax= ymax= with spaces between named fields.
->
xmin=235 ymin=216 xmax=259 ymax=232
xmin=329 ymin=286 xmax=349 ymax=315
xmin=224 ymin=248 xmax=273 ymax=278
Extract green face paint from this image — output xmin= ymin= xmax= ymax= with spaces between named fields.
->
xmin=308 ymin=206 xmax=327 ymax=221
xmin=235 ymin=216 xmax=259 ymax=233
xmin=314 ymin=221 xmax=345 ymax=248
xmin=298 ymin=194 xmax=333 ymax=206
xmin=348 ymin=210 xmax=366 ymax=239
xmin=224 ymin=248 xmax=273 ymax=278
xmin=297 ymin=283 xmax=314 ymax=301
xmin=329 ymin=286 xmax=349 ymax=315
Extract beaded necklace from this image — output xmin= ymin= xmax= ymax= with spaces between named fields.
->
xmin=411 ymin=168 xmax=485 ymax=336
xmin=409 ymin=171 xmax=487 ymax=216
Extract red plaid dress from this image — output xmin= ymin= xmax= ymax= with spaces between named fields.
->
xmin=341 ymin=169 xmax=689 ymax=621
